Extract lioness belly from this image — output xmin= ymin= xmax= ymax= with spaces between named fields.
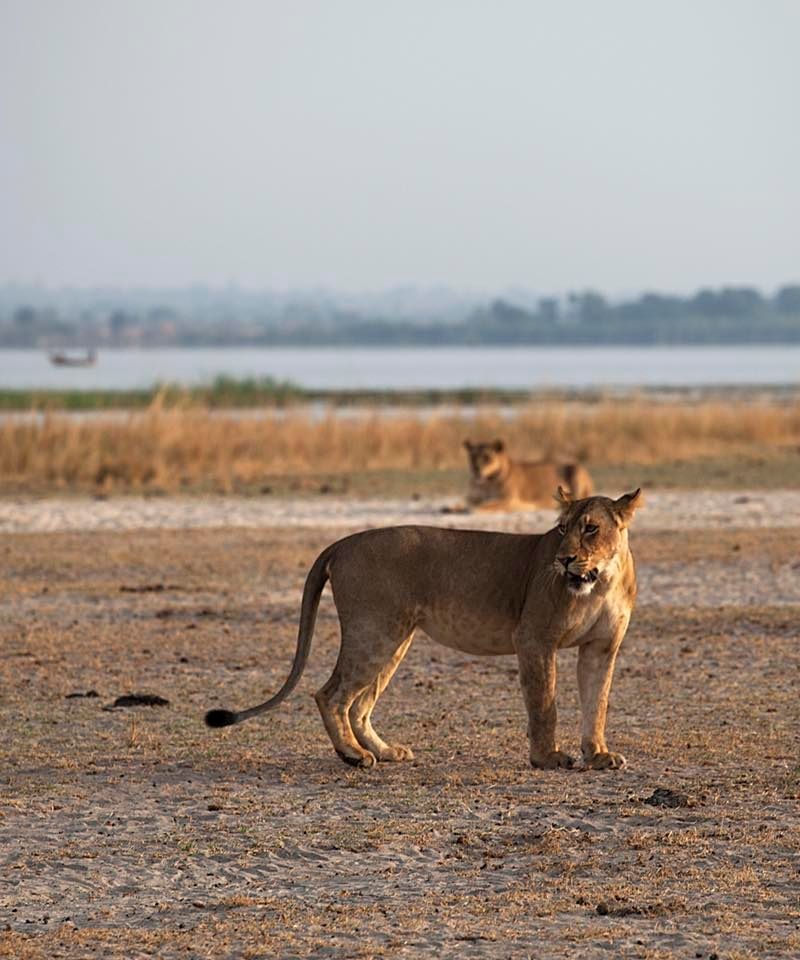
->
xmin=417 ymin=607 xmax=516 ymax=656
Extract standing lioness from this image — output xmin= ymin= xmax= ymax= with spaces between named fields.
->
xmin=206 ymin=488 xmax=641 ymax=770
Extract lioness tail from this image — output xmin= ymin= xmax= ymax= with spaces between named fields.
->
xmin=204 ymin=545 xmax=333 ymax=729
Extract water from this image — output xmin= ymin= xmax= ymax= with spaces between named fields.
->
xmin=0 ymin=346 xmax=797 ymax=390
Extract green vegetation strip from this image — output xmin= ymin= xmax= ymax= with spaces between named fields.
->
xmin=0 ymin=376 xmax=537 ymax=411
xmin=1 ymin=376 xmax=797 ymax=412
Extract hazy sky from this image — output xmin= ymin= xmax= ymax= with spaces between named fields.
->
xmin=1 ymin=1 xmax=798 ymax=293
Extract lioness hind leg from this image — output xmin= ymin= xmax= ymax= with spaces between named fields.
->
xmin=315 ymin=626 xmax=412 ymax=768
xmin=350 ymin=634 xmax=415 ymax=762
xmin=315 ymin=675 xmax=376 ymax=768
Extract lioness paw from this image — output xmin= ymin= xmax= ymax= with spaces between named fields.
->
xmin=531 ymin=750 xmax=575 ymax=770
xmin=379 ymin=744 xmax=415 ymax=762
xmin=583 ymin=751 xmax=627 ymax=770
xmin=336 ymin=748 xmax=377 ymax=768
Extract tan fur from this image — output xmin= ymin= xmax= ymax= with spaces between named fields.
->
xmin=462 ymin=439 xmax=594 ymax=512
xmin=206 ymin=490 xmax=642 ymax=771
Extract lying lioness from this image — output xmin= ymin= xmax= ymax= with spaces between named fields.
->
xmin=206 ymin=487 xmax=642 ymax=771
xmin=463 ymin=438 xmax=594 ymax=511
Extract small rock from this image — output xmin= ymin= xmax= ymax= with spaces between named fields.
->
xmin=65 ymin=690 xmax=99 ymax=699
xmin=108 ymin=693 xmax=170 ymax=709
xmin=642 ymin=787 xmax=691 ymax=808
xmin=596 ymin=902 xmax=609 ymax=916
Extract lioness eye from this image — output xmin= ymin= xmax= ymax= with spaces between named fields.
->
xmin=585 ymin=523 xmax=598 ymax=534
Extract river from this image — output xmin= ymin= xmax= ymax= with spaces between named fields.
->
xmin=0 ymin=346 xmax=796 ymax=390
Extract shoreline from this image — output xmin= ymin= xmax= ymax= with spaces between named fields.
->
xmin=0 ymin=381 xmax=798 ymax=412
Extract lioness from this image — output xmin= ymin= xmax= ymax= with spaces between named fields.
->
xmin=206 ymin=488 xmax=641 ymax=770
xmin=463 ymin=438 xmax=593 ymax=511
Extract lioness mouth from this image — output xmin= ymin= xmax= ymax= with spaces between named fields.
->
xmin=567 ymin=568 xmax=599 ymax=589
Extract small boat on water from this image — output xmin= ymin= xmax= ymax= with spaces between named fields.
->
xmin=49 ymin=348 xmax=97 ymax=367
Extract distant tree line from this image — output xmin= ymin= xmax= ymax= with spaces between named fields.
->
xmin=461 ymin=286 xmax=800 ymax=345
xmin=1 ymin=284 xmax=799 ymax=347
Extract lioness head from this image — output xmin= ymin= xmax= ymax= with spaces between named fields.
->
xmin=463 ymin=438 xmax=509 ymax=480
xmin=554 ymin=487 xmax=643 ymax=596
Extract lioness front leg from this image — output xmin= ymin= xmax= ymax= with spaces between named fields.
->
xmin=472 ymin=498 xmax=515 ymax=513
xmin=517 ymin=644 xmax=574 ymax=770
xmin=440 ymin=503 xmax=470 ymax=515
xmin=577 ymin=628 xmax=627 ymax=770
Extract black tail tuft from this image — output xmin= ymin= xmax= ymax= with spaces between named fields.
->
xmin=205 ymin=708 xmax=238 ymax=728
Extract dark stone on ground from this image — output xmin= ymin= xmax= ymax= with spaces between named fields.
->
xmin=108 ymin=693 xmax=170 ymax=708
xmin=643 ymin=787 xmax=691 ymax=808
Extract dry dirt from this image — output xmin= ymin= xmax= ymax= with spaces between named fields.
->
xmin=0 ymin=498 xmax=798 ymax=958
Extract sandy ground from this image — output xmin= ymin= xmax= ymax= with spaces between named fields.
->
xmin=0 ymin=496 xmax=798 ymax=958
xmin=0 ymin=489 xmax=798 ymax=534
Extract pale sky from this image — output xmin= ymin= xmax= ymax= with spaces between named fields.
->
xmin=1 ymin=0 xmax=798 ymax=293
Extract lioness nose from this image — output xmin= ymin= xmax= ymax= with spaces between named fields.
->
xmin=558 ymin=555 xmax=576 ymax=570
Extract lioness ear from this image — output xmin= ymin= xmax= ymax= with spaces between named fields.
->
xmin=463 ymin=439 xmax=473 ymax=451
xmin=555 ymin=485 xmax=573 ymax=508
xmin=492 ymin=438 xmax=505 ymax=453
xmin=614 ymin=488 xmax=643 ymax=527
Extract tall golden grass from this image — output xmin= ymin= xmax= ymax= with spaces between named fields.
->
xmin=1 ymin=397 xmax=798 ymax=493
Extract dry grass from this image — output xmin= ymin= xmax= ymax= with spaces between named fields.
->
xmin=2 ymin=395 xmax=800 ymax=494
